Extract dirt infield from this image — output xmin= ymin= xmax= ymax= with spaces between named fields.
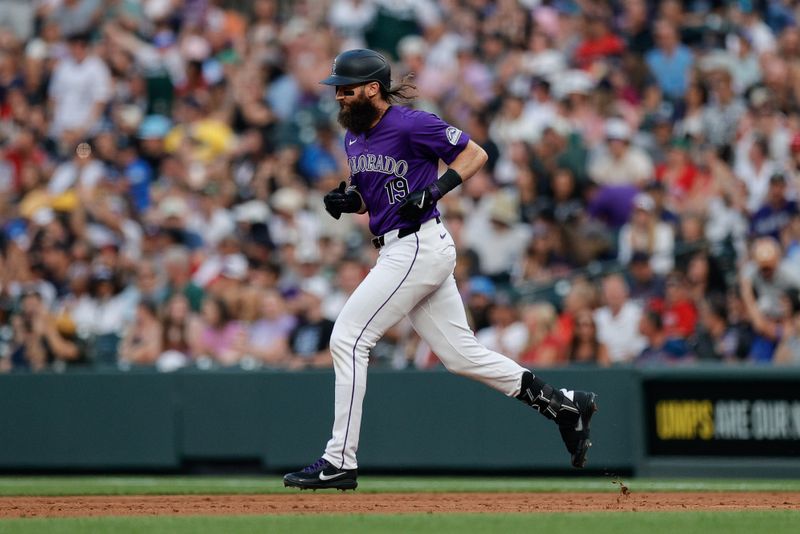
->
xmin=1 ymin=492 xmax=798 ymax=517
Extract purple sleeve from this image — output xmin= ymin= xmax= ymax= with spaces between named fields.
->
xmin=409 ymin=112 xmax=470 ymax=165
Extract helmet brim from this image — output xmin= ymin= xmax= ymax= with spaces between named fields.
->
xmin=320 ymin=74 xmax=369 ymax=87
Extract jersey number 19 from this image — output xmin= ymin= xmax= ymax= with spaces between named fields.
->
xmin=384 ymin=177 xmax=409 ymax=204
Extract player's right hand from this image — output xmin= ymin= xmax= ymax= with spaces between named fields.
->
xmin=324 ymin=181 xmax=362 ymax=220
xmin=397 ymin=188 xmax=435 ymax=221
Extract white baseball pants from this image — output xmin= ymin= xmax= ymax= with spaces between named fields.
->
xmin=322 ymin=218 xmax=528 ymax=470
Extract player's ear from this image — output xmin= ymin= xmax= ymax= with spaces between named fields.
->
xmin=366 ymin=82 xmax=379 ymax=98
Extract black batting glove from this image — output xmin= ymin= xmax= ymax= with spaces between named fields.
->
xmin=324 ymin=181 xmax=362 ymax=220
xmin=397 ymin=187 xmax=436 ymax=221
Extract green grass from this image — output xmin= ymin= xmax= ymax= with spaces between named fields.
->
xmin=1 ymin=477 xmax=798 ymax=533
xmin=0 ymin=476 xmax=799 ymax=496
xmin=0 ymin=512 xmax=798 ymax=534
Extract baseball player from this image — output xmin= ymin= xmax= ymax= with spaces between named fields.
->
xmin=284 ymin=49 xmax=597 ymax=491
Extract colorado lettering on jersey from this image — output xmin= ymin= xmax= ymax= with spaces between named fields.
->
xmin=348 ymin=154 xmax=409 ymax=178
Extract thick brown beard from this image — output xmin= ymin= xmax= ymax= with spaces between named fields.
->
xmin=338 ymin=97 xmax=381 ymax=134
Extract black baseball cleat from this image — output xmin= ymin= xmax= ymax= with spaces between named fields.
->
xmin=515 ymin=372 xmax=598 ymax=468
xmin=283 ymin=458 xmax=358 ymax=490
xmin=558 ymin=391 xmax=598 ymax=468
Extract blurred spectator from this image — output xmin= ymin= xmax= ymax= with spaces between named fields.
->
xmin=116 ymin=137 xmax=154 ymax=215
xmin=103 ymin=21 xmax=185 ymax=115
xmin=565 ymin=309 xmax=610 ymax=367
xmin=573 ymin=15 xmax=624 ymax=70
xmin=658 ymin=271 xmax=698 ymax=340
xmin=328 ymin=0 xmax=376 ymax=49
xmin=736 ymin=135 xmax=781 ymax=214
xmin=739 ymin=267 xmax=789 ymax=364
xmin=787 ymin=131 xmax=800 ymax=183
xmin=159 ymin=293 xmax=194 ymax=366
xmin=365 ymin=0 xmax=437 ymax=59
xmin=675 ymin=82 xmax=707 ymax=141
xmin=626 ymin=251 xmax=666 ymax=305
xmin=746 ymin=236 xmax=800 ymax=316
xmin=245 ymin=288 xmax=296 ymax=367
xmin=9 ymin=289 xmax=86 ymax=371
xmin=464 ymin=276 xmax=495 ymax=332
xmin=655 ymin=138 xmax=709 ymax=211
xmin=782 ymin=212 xmax=800 ymax=264
xmin=588 ymin=118 xmax=654 ymax=187
xmin=727 ymin=29 xmax=762 ymax=94
xmin=298 ymin=122 xmax=346 ymax=186
xmin=122 ymin=258 xmax=166 ymax=314
xmin=137 ymin=115 xmax=172 ymax=169
xmin=207 ymin=251 xmax=249 ymax=320
xmin=618 ymin=193 xmax=675 ymax=276
xmin=639 ymin=95 xmax=673 ymax=155
xmin=594 ymin=274 xmax=646 ymax=364
xmin=702 ymin=69 xmax=746 ymax=149
xmin=464 ymin=110 xmax=499 ymax=174
xmin=674 ymin=211 xmax=708 ymax=271
xmin=48 ymin=134 xmax=106 ymax=196
xmin=645 ymin=20 xmax=694 ymax=103
xmin=189 ymin=295 xmax=247 ymax=367
xmin=187 ymin=182 xmax=235 ymax=248
xmin=519 ymin=302 xmax=562 ymax=367
xmin=152 ymin=195 xmax=204 ymax=250
xmin=464 ymin=190 xmax=531 ymax=284
xmin=704 ymin=164 xmax=750 ymax=260
xmin=38 ymin=238 xmax=72 ymax=299
xmin=233 ymin=199 xmax=274 ymax=264
xmin=685 ymin=251 xmax=728 ymax=304
xmin=118 ymin=300 xmax=162 ymax=367
xmin=774 ymin=297 xmax=800 ymax=365
xmin=50 ymin=0 xmax=103 ymax=40
xmin=268 ymin=187 xmax=320 ymax=253
xmin=514 ymin=222 xmax=570 ymax=287
xmin=0 ymin=0 xmax=35 ymax=41
xmin=0 ymin=298 xmax=12 ymax=372
xmin=619 ymin=0 xmax=653 ymax=55
xmin=690 ymin=296 xmax=745 ymax=362
xmin=286 ymin=279 xmax=334 ymax=370
xmin=739 ymin=7 xmax=777 ymax=54
xmin=553 ymin=277 xmax=596 ymax=347
xmin=489 ymin=95 xmax=542 ymax=152
xmin=635 ymin=309 xmax=692 ymax=366
xmin=162 ymin=246 xmax=204 ymax=312
xmin=71 ymin=266 xmax=128 ymax=365
xmin=2 ymin=128 xmax=50 ymax=197
xmin=48 ymin=31 xmax=111 ymax=153
xmin=322 ymin=258 xmax=366 ymax=322
xmin=534 ymin=123 xmax=589 ymax=187
xmin=750 ymin=173 xmax=798 ymax=239
xmin=549 ymin=167 xmax=584 ymax=226
xmin=476 ymin=292 xmax=527 ymax=363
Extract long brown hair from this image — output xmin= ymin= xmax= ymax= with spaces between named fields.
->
xmin=381 ymin=74 xmax=417 ymax=103
xmin=568 ymin=310 xmax=600 ymax=363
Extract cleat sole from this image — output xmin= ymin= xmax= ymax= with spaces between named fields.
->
xmin=571 ymin=394 xmax=598 ymax=469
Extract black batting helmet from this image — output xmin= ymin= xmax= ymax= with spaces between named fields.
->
xmin=320 ymin=49 xmax=391 ymax=90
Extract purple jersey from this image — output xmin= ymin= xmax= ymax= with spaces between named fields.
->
xmin=345 ymin=106 xmax=470 ymax=236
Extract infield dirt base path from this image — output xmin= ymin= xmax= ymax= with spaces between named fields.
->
xmin=1 ymin=492 xmax=799 ymax=517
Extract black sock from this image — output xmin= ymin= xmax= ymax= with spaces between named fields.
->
xmin=516 ymin=371 xmax=579 ymax=426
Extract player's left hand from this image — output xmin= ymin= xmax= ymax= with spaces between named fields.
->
xmin=398 ymin=188 xmax=435 ymax=221
xmin=324 ymin=181 xmax=362 ymax=220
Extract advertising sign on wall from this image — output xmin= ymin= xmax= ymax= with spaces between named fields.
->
xmin=645 ymin=379 xmax=800 ymax=456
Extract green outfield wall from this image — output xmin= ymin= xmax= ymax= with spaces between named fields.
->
xmin=0 ymin=367 xmax=798 ymax=476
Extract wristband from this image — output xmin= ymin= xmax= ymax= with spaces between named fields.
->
xmin=428 ymin=168 xmax=463 ymax=201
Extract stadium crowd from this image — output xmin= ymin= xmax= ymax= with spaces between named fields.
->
xmin=3 ymin=0 xmax=800 ymax=373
